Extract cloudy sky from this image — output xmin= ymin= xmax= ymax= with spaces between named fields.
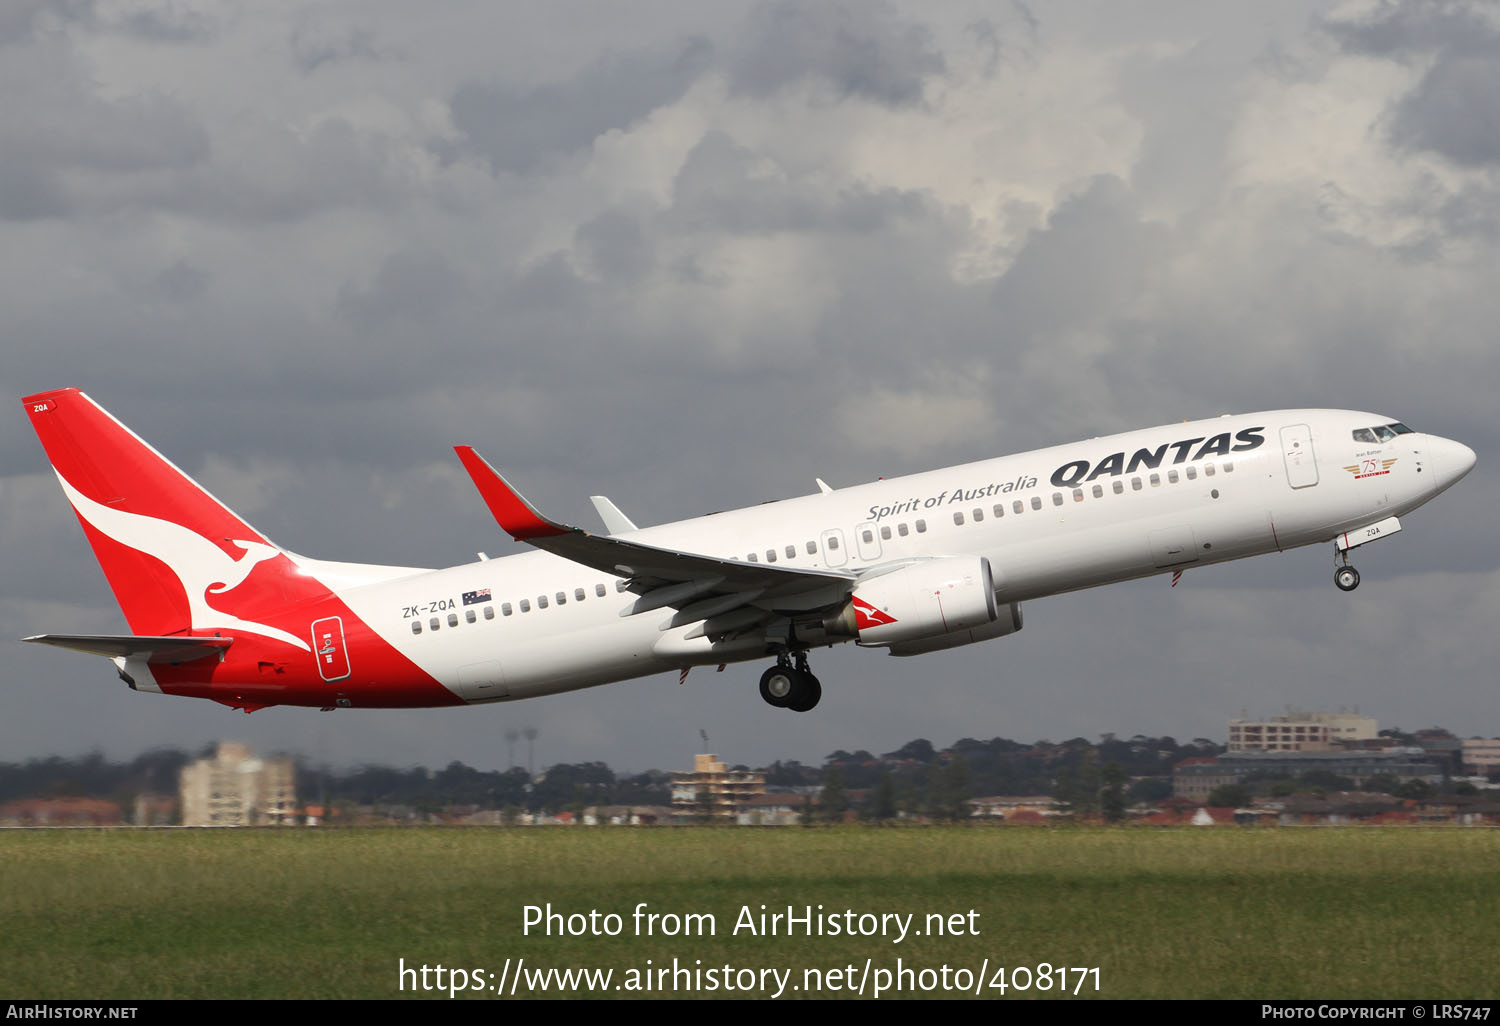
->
xmin=2 ymin=0 xmax=1496 ymax=776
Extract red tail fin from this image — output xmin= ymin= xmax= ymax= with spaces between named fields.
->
xmin=23 ymin=389 xmax=321 ymax=647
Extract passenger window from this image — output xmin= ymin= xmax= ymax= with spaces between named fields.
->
xmin=1204 ymin=464 xmax=1216 ymax=477
xmin=596 ymin=583 xmax=606 ymax=597
xmin=616 ymin=580 xmax=630 ymax=593
xmin=429 ymin=617 xmax=440 ymax=631
xmin=880 ymin=526 xmax=891 ymax=540
xmin=861 ymin=530 xmax=873 ymax=544
xmin=1131 ymin=477 xmax=1142 ymax=491
xmin=1223 ymin=461 xmax=1234 ymax=473
xmin=575 ymin=588 xmax=586 ymax=602
xmin=411 ymin=621 xmax=422 ymax=635
xmin=502 ymin=602 xmax=513 ymax=616
xmin=485 ymin=606 xmax=496 ymax=620
xmin=897 ymin=523 xmax=909 ymax=537
xmin=1091 ymin=484 xmax=1103 ymax=498
xmin=1073 ymin=489 xmax=1083 ymax=503
xmin=748 ymin=553 xmax=758 ymax=562
xmin=555 ymin=591 xmax=566 ymax=605
xmin=973 ymin=508 xmax=984 ymax=522
xmin=806 ymin=540 xmax=817 ymax=554
xmin=448 ymin=612 xmax=458 ymax=627
xmin=786 ymin=545 xmax=796 ymax=559
xmin=1013 ymin=500 xmax=1023 ymax=514
xmin=465 ymin=609 xmax=476 ymax=624
xmin=1150 ymin=473 xmax=1160 ymax=487
xmin=1168 ymin=470 xmax=1178 ymax=484
xmin=520 ymin=599 xmax=531 ymax=613
xmin=1052 ymin=492 xmax=1063 ymax=506
xmin=916 ymin=519 xmax=927 ymax=533
xmin=537 ymin=595 xmax=548 ymax=609
xmin=1112 ymin=480 xmax=1124 ymax=494
xmin=1031 ymin=496 xmax=1042 ymax=510
xmin=953 ymin=512 xmax=965 ymax=525
xmin=993 ymin=504 xmax=1004 ymax=518
xmin=766 ymin=550 xmax=777 ymax=562
xmin=1186 ymin=466 xmax=1197 ymax=480
xmin=827 ymin=536 xmax=840 ymax=550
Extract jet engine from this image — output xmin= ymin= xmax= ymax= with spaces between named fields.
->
xmin=822 ymin=556 xmax=1020 ymax=651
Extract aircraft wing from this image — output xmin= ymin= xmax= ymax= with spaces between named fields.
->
xmin=24 ymin=634 xmax=232 ymax=663
xmin=454 ymin=448 xmax=855 ymax=620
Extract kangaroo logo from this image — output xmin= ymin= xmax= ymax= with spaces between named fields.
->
xmin=57 ymin=473 xmax=312 ymax=651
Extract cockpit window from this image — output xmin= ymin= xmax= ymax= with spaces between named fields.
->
xmin=1354 ymin=422 xmax=1415 ymax=444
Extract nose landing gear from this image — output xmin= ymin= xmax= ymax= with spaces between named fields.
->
xmin=1334 ymin=544 xmax=1360 ymax=592
xmin=758 ymin=651 xmax=821 ymax=711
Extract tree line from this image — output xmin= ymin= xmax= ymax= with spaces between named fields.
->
xmin=0 ymin=733 xmax=1217 ymax=818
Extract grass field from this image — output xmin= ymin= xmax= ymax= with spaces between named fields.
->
xmin=3 ymin=825 xmax=1498 ymax=1000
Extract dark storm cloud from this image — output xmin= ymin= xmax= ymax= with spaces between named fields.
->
xmin=179 ymin=117 xmax=420 ymax=221
xmin=1324 ymin=1 xmax=1500 ymax=167
xmin=0 ymin=78 xmax=207 ymax=172
xmin=0 ymin=0 xmax=91 ymax=45
xmin=110 ymin=4 xmax=215 ymax=44
xmin=0 ymin=42 xmax=208 ymax=219
xmin=0 ymin=155 xmax=68 ymax=220
xmin=448 ymin=36 xmax=712 ymax=174
xmin=0 ymin=0 xmax=212 ymax=45
xmin=289 ymin=25 xmax=390 ymax=73
xmin=151 ymin=260 xmax=211 ymax=303
xmin=991 ymin=175 xmax=1169 ymax=342
xmin=574 ymin=210 xmax=649 ymax=283
xmin=727 ymin=0 xmax=944 ymax=106
xmin=669 ymin=130 xmax=931 ymax=236
xmin=1389 ymin=57 xmax=1500 ymax=167
xmin=338 ymin=250 xmax=469 ymax=327
xmin=1322 ymin=1 xmax=1498 ymax=58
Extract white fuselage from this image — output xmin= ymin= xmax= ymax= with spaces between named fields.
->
xmin=323 ymin=409 xmax=1473 ymax=704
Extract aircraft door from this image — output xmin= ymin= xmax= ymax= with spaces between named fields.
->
xmin=457 ymin=660 xmax=509 ymax=701
xmin=311 ymin=617 xmax=351 ymax=682
xmin=1280 ymin=424 xmax=1320 ymax=489
xmin=854 ymin=522 xmax=883 ymax=563
xmin=1149 ymin=526 xmax=1198 ymax=568
xmin=820 ymin=528 xmax=848 ymax=567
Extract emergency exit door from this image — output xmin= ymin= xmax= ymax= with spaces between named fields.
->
xmin=1280 ymin=424 xmax=1320 ymax=489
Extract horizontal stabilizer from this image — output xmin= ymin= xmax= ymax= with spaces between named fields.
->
xmin=24 ymin=634 xmax=231 ymax=664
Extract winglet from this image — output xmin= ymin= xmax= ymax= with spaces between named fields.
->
xmin=590 ymin=495 xmax=638 ymax=534
xmin=453 ymin=447 xmax=572 ymax=541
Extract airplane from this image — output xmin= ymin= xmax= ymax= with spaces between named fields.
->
xmin=21 ymin=388 xmax=1476 ymax=714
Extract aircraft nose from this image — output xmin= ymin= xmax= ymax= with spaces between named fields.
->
xmin=1427 ymin=434 xmax=1477 ymax=490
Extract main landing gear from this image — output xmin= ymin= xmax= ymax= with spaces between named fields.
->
xmin=759 ymin=651 xmax=821 ymax=712
xmin=1334 ymin=544 xmax=1361 ymax=592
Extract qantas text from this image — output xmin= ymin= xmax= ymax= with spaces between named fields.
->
xmin=1049 ymin=427 xmax=1265 ymax=488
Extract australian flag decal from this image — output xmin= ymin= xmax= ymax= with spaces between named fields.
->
xmin=462 ymin=589 xmax=492 ymax=606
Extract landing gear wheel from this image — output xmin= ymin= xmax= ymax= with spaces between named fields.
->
xmin=1335 ymin=566 xmax=1361 ymax=592
xmin=787 ymin=672 xmax=822 ymax=712
xmin=759 ymin=665 xmax=796 ymax=708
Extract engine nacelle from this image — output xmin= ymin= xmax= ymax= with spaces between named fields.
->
xmin=824 ymin=556 xmax=999 ymax=648
xmin=885 ymin=601 xmax=1023 ymax=656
